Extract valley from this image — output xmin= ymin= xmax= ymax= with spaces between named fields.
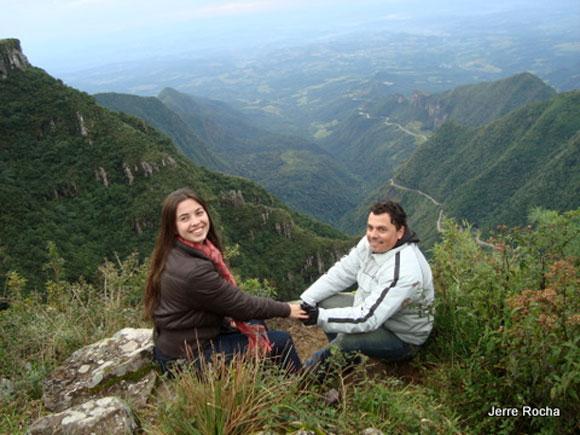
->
xmin=2 ymin=2 xmax=580 ymax=432
xmin=94 ymin=71 xmax=577 ymax=245
xmin=1 ymin=1 xmax=579 ymax=289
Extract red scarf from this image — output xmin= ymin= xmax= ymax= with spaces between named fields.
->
xmin=177 ymin=236 xmax=272 ymax=354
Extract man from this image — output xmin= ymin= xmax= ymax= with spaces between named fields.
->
xmin=300 ymin=200 xmax=434 ymax=365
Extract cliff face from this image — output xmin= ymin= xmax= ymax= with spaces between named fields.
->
xmin=0 ymin=38 xmax=30 ymax=79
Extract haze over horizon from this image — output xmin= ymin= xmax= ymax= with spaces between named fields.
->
xmin=4 ymin=0 xmax=579 ymax=77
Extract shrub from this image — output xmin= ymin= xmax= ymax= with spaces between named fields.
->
xmin=427 ymin=208 xmax=579 ymax=434
xmin=0 ymin=254 xmax=148 ymax=432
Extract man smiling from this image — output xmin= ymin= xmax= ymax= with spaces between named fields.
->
xmin=300 ymin=200 xmax=434 ymax=366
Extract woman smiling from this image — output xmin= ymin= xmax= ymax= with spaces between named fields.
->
xmin=144 ymin=187 xmax=307 ymax=374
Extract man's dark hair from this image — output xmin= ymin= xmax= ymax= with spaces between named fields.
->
xmin=370 ymin=200 xmax=407 ymax=230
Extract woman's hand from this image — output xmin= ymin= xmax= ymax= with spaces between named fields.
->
xmin=288 ymin=303 xmax=309 ymax=320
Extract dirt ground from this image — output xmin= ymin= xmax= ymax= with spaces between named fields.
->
xmin=266 ymin=318 xmax=425 ymax=384
xmin=266 ymin=317 xmax=327 ymax=362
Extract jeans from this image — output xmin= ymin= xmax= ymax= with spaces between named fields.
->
xmin=304 ymin=293 xmax=419 ymax=367
xmin=154 ymin=327 xmax=302 ymax=375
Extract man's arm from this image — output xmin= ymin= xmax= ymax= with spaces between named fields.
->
xmin=316 ymin=251 xmax=421 ymax=334
xmin=300 ymin=237 xmax=367 ymax=306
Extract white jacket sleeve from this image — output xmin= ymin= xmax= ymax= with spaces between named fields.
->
xmin=317 ymin=251 xmax=420 ymax=334
xmin=299 ymin=237 xmax=366 ymax=306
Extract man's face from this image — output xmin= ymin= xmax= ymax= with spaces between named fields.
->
xmin=366 ymin=212 xmax=405 ymax=253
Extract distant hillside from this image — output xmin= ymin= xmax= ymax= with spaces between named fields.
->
xmin=94 ymin=92 xmax=226 ymax=171
xmin=359 ymin=91 xmax=580 ymax=246
xmin=0 ymin=39 xmax=352 ymax=299
xmin=155 ymin=88 xmax=362 ymax=225
xmin=323 ymin=73 xmax=557 ymax=193
xmin=371 ymin=72 xmax=557 ymax=130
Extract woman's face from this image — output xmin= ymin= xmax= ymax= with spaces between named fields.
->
xmin=175 ymin=198 xmax=210 ymax=243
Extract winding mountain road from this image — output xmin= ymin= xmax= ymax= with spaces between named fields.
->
xmin=388 ymin=178 xmax=497 ymax=249
xmin=388 ymin=179 xmax=441 ymax=206
xmin=384 ymin=118 xmax=429 ymax=142
xmin=358 ymin=110 xmax=429 ymax=142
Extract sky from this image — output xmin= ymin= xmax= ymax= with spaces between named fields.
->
xmin=1 ymin=0 xmax=394 ymax=72
xmin=1 ymin=0 xmax=574 ymax=74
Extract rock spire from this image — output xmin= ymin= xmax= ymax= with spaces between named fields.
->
xmin=0 ymin=38 xmax=31 ymax=79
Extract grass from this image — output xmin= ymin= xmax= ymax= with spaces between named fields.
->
xmin=1 ymin=208 xmax=578 ymax=434
xmin=141 ymin=351 xmax=461 ymax=434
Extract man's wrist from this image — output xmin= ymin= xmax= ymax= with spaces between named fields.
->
xmin=300 ymin=295 xmax=317 ymax=306
xmin=300 ymin=301 xmax=319 ymax=325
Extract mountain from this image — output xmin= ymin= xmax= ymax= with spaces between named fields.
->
xmin=93 ymin=93 xmax=226 ymax=171
xmin=364 ymin=91 xmax=580 ymax=246
xmin=59 ymin=5 xmax=579 ymax=142
xmin=322 ymin=73 xmax=557 ymax=193
xmin=0 ymin=39 xmax=353 ymax=300
xmin=98 ymin=88 xmax=362 ymax=226
xmin=370 ymin=72 xmax=557 ymax=130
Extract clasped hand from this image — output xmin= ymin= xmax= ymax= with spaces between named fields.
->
xmin=287 ymin=302 xmax=319 ymax=325
xmin=299 ymin=301 xmax=319 ymax=326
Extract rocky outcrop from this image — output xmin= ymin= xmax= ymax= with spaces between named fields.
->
xmin=221 ymin=189 xmax=246 ymax=208
xmin=409 ymin=91 xmax=449 ymax=129
xmin=0 ymin=38 xmax=30 ymax=79
xmin=123 ymin=163 xmax=135 ymax=185
xmin=42 ymin=328 xmax=155 ymax=413
xmin=28 ymin=396 xmax=138 ymax=435
xmin=275 ymin=220 xmax=293 ymax=239
xmin=95 ymin=167 xmax=110 ymax=187
xmin=76 ymin=112 xmax=91 ymax=142
xmin=53 ymin=182 xmax=80 ymax=200
xmin=28 ymin=328 xmax=156 ymax=434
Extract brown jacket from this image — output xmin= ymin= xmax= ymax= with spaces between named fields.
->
xmin=153 ymin=241 xmax=290 ymax=358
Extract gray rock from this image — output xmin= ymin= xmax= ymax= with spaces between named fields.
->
xmin=0 ymin=39 xmax=31 ymax=79
xmin=0 ymin=377 xmax=15 ymax=401
xmin=323 ymin=388 xmax=340 ymax=405
xmin=28 ymin=396 xmax=137 ymax=435
xmin=42 ymin=328 xmax=155 ymax=412
xmin=361 ymin=428 xmax=384 ymax=435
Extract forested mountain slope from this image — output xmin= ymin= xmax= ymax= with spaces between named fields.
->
xmin=0 ymin=39 xmax=352 ymax=299
xmin=323 ymin=73 xmax=557 ymax=192
xmin=96 ymin=88 xmax=362 ymax=225
xmin=360 ymin=91 xmax=580 ymax=246
xmin=94 ymin=92 xmax=226 ymax=171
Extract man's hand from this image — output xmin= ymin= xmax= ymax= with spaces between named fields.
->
xmin=300 ymin=301 xmax=319 ymax=326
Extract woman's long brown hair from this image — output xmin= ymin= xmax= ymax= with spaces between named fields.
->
xmin=144 ymin=187 xmax=223 ymax=320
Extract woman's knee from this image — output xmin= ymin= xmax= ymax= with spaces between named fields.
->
xmin=267 ymin=330 xmax=294 ymax=350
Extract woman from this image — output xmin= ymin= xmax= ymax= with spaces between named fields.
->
xmin=144 ymin=187 xmax=307 ymax=373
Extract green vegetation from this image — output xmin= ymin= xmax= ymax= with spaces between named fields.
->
xmin=2 ymin=40 xmax=578 ymax=434
xmin=96 ymin=89 xmax=365 ymax=226
xmin=325 ymin=72 xmax=557 ymax=224
xmin=388 ymin=91 xmax=580 ymax=245
xmin=156 ymin=88 xmax=362 ymax=225
xmin=369 ymin=72 xmax=557 ymax=131
xmin=0 ymin=255 xmax=148 ymax=433
xmin=148 ymin=353 xmax=461 ymax=434
xmin=422 ymin=208 xmax=579 ymax=434
xmin=1 ymin=208 xmax=577 ymax=433
xmin=321 ymin=109 xmax=420 ymax=191
xmin=0 ymin=63 xmax=351 ymax=299
xmin=94 ymin=92 xmax=226 ymax=171
xmin=345 ymin=88 xmax=580 ymax=245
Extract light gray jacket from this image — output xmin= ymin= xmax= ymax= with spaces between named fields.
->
xmin=300 ymin=236 xmax=434 ymax=345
